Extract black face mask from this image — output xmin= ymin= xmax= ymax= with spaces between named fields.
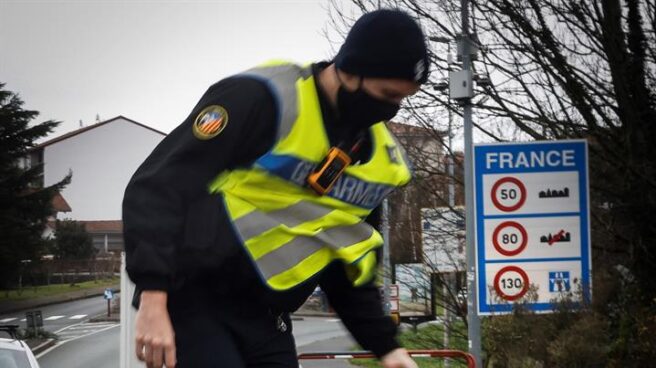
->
xmin=336 ymin=77 xmax=400 ymax=132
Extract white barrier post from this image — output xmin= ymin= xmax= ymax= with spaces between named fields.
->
xmin=120 ymin=252 xmax=145 ymax=368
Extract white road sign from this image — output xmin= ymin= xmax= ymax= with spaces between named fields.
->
xmin=474 ymin=140 xmax=591 ymax=315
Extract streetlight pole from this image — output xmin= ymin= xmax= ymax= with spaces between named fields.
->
xmin=430 ymin=3 xmax=483 ymax=363
xmin=458 ymin=0 xmax=483 ymax=366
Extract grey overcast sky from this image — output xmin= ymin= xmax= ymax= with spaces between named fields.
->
xmin=1 ymin=0 xmax=355 ymax=137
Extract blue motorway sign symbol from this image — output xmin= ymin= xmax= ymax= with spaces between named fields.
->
xmin=474 ymin=140 xmax=591 ymax=315
xmin=549 ymin=271 xmax=571 ymax=292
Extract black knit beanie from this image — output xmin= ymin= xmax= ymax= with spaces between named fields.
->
xmin=334 ymin=9 xmax=429 ymax=84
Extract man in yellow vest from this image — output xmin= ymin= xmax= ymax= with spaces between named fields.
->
xmin=124 ymin=8 xmax=429 ymax=368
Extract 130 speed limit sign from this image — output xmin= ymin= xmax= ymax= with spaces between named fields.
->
xmin=493 ymin=266 xmax=529 ymax=301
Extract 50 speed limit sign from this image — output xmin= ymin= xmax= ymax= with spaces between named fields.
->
xmin=491 ymin=177 xmax=526 ymax=212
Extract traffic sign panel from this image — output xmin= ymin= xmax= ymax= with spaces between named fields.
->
xmin=483 ymin=261 xmax=583 ymax=312
xmin=483 ymin=172 xmax=580 ymax=216
xmin=390 ymin=284 xmax=399 ymax=298
xmin=484 ymin=216 xmax=582 ymax=260
xmin=475 ymin=140 xmax=590 ymax=315
xmin=389 ymin=299 xmax=399 ymax=312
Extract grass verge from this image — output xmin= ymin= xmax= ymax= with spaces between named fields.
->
xmin=350 ymin=322 xmax=470 ymax=367
xmin=0 ymin=277 xmax=119 ymax=302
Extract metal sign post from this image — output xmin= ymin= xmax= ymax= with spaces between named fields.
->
xmin=382 ymin=198 xmax=392 ymax=315
xmin=473 ymin=140 xmax=591 ymax=314
xmin=455 ymin=0 xmax=483 ymax=365
xmin=25 ymin=311 xmax=34 ymax=333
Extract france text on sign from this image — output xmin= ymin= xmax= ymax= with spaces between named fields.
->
xmin=474 ymin=140 xmax=591 ymax=315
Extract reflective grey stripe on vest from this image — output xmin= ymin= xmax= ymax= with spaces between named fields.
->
xmin=234 ymin=200 xmax=334 ymax=240
xmin=239 ymin=64 xmax=313 ymax=141
xmin=256 ymin=222 xmax=375 ymax=279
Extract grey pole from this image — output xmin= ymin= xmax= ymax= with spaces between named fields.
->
xmin=447 ymin=45 xmax=456 ymax=210
xmin=382 ymin=198 xmax=391 ymax=315
xmin=448 ymin=112 xmax=455 ymax=208
xmin=446 ymin=41 xmax=454 ymax=368
xmin=459 ymin=0 xmax=483 ymax=366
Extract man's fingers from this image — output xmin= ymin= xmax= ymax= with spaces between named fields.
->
xmin=136 ymin=335 xmax=173 ymax=368
xmin=165 ymin=339 xmax=177 ymax=368
xmin=143 ymin=336 xmax=153 ymax=367
xmin=135 ymin=335 xmax=146 ymax=362
xmin=151 ymin=338 xmax=164 ymax=368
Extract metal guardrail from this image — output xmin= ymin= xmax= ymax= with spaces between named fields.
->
xmin=298 ymin=349 xmax=476 ymax=367
xmin=0 ymin=324 xmax=20 ymax=339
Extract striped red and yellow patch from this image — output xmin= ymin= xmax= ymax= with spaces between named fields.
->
xmin=193 ymin=105 xmax=229 ymax=140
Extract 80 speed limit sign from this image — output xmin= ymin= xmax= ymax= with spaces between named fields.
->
xmin=492 ymin=221 xmax=528 ymax=256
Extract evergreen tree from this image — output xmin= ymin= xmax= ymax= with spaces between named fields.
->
xmin=52 ymin=220 xmax=96 ymax=260
xmin=0 ymin=83 xmax=71 ymax=289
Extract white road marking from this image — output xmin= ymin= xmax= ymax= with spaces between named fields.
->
xmin=68 ymin=314 xmax=87 ymax=320
xmin=0 ymin=318 xmax=17 ymax=323
xmin=36 ymin=323 xmax=119 ymax=359
xmin=325 ymin=318 xmax=341 ymax=322
xmin=44 ymin=315 xmax=65 ymax=321
xmin=64 ymin=322 xmax=115 ymax=330
xmin=20 ymin=318 xmax=26 ymax=322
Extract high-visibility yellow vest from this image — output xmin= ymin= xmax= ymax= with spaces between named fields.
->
xmin=209 ymin=61 xmax=412 ymax=291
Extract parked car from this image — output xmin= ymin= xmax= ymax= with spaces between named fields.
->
xmin=0 ymin=325 xmax=40 ymax=368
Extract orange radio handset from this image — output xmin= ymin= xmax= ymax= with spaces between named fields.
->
xmin=307 ymin=147 xmax=352 ymax=195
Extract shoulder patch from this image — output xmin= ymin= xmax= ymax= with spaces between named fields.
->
xmin=193 ymin=105 xmax=229 ymax=140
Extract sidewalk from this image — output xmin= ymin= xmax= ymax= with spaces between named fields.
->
xmin=0 ymin=285 xmax=120 ymax=315
xmin=292 ymin=305 xmax=336 ymax=318
xmin=298 ymin=335 xmax=360 ymax=368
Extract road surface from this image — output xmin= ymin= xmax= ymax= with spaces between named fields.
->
xmin=0 ymin=295 xmax=113 ymax=333
xmin=28 ymin=298 xmax=358 ymax=368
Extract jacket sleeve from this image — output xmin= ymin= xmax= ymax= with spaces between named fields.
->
xmin=319 ymin=262 xmax=400 ymax=358
xmin=318 ymin=207 xmax=400 ymax=359
xmin=122 ymin=76 xmax=276 ymax=291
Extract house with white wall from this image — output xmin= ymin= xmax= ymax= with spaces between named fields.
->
xmin=28 ymin=116 xmax=166 ymax=252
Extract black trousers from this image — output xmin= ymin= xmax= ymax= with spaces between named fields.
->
xmin=167 ymin=283 xmax=298 ymax=368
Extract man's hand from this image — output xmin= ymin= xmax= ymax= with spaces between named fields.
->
xmin=135 ymin=291 xmax=176 ymax=368
xmin=381 ymin=348 xmax=418 ymax=368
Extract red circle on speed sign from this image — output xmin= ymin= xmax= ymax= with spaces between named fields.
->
xmin=491 ymin=177 xmax=526 ymax=212
xmin=492 ymin=221 xmax=528 ymax=256
xmin=493 ymin=265 xmax=529 ymax=301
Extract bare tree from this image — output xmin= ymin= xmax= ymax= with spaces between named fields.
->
xmin=330 ymin=0 xmax=656 ymax=365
